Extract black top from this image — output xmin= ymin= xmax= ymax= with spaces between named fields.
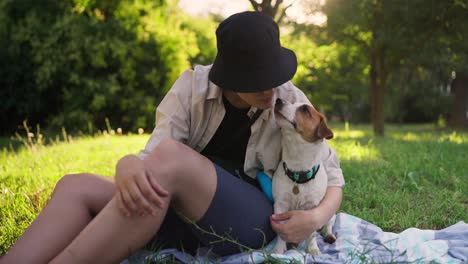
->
xmin=201 ymin=95 xmax=251 ymax=167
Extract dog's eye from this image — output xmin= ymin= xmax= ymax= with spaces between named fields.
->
xmin=299 ymin=105 xmax=310 ymax=114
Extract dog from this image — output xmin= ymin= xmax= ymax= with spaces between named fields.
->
xmin=271 ymin=98 xmax=337 ymax=255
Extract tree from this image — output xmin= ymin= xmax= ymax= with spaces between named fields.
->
xmin=246 ymin=0 xmax=468 ymax=130
xmin=0 ymin=0 xmax=217 ymax=135
xmin=248 ymin=0 xmax=295 ymax=24
xmin=323 ymin=0 xmax=466 ymax=135
xmin=450 ymin=73 xmax=468 ymax=127
xmin=444 ymin=1 xmax=468 ymax=128
xmin=283 ymin=33 xmax=369 ymax=122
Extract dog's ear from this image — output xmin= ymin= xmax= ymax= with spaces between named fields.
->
xmin=316 ymin=118 xmax=333 ymax=140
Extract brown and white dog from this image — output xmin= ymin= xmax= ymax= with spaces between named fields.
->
xmin=271 ymin=98 xmax=337 ymax=255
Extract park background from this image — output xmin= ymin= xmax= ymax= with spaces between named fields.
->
xmin=1 ymin=0 xmax=467 ymax=259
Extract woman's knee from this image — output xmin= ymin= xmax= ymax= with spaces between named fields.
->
xmin=53 ymin=173 xmax=87 ymax=195
xmin=151 ymin=139 xmax=189 ymax=164
xmin=144 ymin=139 xmax=194 ymax=179
xmin=144 ymin=139 xmax=216 ymax=193
xmin=53 ymin=173 xmax=115 ymax=213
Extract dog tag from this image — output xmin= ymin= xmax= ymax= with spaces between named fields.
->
xmin=292 ymin=185 xmax=299 ymax=195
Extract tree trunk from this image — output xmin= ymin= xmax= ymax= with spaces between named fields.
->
xmin=369 ymin=0 xmax=387 ymax=136
xmin=370 ymin=45 xmax=387 ymax=136
xmin=450 ymin=72 xmax=468 ymax=128
xmin=248 ymin=0 xmax=283 ymax=21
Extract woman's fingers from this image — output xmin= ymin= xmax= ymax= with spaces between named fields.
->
xmin=270 ymin=218 xmax=286 ymax=237
xmin=272 ymin=212 xmax=293 ymax=221
xmin=271 ymin=212 xmax=309 ymax=244
xmin=148 ymin=175 xmax=169 ymax=197
xmin=270 ymin=216 xmax=294 ymax=242
xmin=127 ymin=181 xmax=155 ymax=215
xmin=120 ymin=185 xmax=138 ymax=213
xmin=147 ymin=176 xmax=169 ymax=209
xmin=116 ymin=189 xmax=131 ymax=217
xmin=135 ymin=174 xmax=166 ymax=210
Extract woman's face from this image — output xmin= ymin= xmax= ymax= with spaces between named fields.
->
xmin=236 ymin=89 xmax=275 ymax=109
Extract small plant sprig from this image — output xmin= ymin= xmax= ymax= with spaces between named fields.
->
xmin=180 ymin=214 xmax=255 ymax=254
xmin=13 ymin=120 xmax=44 ymax=153
xmin=179 ymin=214 xmax=306 ymax=264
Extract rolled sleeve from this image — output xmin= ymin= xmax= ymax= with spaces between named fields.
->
xmin=324 ymin=145 xmax=345 ymax=187
xmin=137 ymin=70 xmax=192 ymax=160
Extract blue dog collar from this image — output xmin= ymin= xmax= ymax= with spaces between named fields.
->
xmin=283 ymin=162 xmax=320 ymax=184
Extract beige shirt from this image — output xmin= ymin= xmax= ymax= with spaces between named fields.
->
xmin=138 ymin=65 xmax=345 ymax=187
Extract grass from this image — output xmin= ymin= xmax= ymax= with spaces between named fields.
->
xmin=0 ymin=132 xmax=147 ymax=255
xmin=331 ymin=123 xmax=468 ymax=232
xmin=0 ymin=123 xmax=467 ymax=258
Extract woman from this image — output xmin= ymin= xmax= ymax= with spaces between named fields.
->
xmin=1 ymin=11 xmax=344 ymax=264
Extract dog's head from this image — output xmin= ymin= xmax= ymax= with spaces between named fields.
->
xmin=274 ymin=98 xmax=333 ymax=143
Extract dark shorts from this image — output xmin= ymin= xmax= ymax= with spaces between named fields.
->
xmin=148 ymin=162 xmax=276 ymax=256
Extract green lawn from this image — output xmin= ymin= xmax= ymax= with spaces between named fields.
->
xmin=0 ymin=124 xmax=467 ymax=256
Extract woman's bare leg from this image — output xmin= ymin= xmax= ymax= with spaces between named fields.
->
xmin=50 ymin=139 xmax=217 ymax=264
xmin=0 ymin=174 xmax=115 ymax=264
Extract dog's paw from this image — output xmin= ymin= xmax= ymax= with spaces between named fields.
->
xmin=271 ymin=241 xmax=287 ymax=254
xmin=286 ymin=242 xmax=299 ymax=250
xmin=324 ymin=234 xmax=336 ymax=244
xmin=306 ymin=247 xmax=321 ymax=256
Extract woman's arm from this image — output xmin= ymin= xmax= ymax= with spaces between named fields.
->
xmin=306 ymin=186 xmax=342 ymax=229
xmin=270 ymin=186 xmax=343 ymax=244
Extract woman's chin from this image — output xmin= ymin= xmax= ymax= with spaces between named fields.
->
xmin=259 ymin=99 xmax=274 ymax=109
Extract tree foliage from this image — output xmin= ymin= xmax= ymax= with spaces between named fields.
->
xmin=283 ymin=33 xmax=369 ymax=121
xmin=248 ymin=0 xmax=290 ymax=23
xmin=249 ymin=0 xmax=467 ymax=132
xmin=0 ymin=0 xmax=216 ymax=135
xmin=322 ymin=0 xmax=468 ymax=134
xmin=2 ymin=0 xmax=467 ymax=135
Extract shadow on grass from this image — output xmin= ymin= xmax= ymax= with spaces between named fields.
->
xmin=0 ymin=137 xmax=23 ymax=152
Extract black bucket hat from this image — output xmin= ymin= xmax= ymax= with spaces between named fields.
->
xmin=208 ymin=11 xmax=297 ymax=93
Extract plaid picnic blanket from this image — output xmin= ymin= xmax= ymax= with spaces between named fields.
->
xmin=123 ymin=213 xmax=468 ymax=263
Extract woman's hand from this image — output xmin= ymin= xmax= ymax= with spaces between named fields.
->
xmin=115 ymin=154 xmax=169 ymax=217
xmin=270 ymin=208 xmax=329 ymax=244
xmin=270 ymin=187 xmax=343 ymax=243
